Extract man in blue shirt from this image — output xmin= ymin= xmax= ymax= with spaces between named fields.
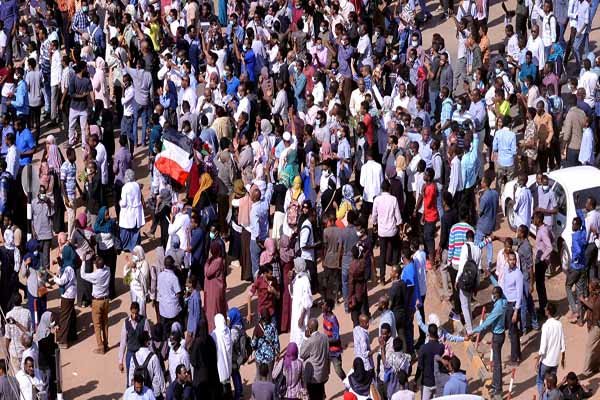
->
xmin=9 ymin=68 xmax=29 ymax=118
xmin=14 ymin=118 xmax=34 ymax=167
xmin=518 ymin=51 xmax=538 ymax=92
xmin=476 ymin=175 xmax=498 ymax=271
xmin=400 ymin=246 xmax=420 ymax=354
xmin=492 ymin=115 xmax=517 ymax=192
xmin=470 ymin=286 xmax=507 ymax=397
xmin=566 ymin=212 xmax=588 ymax=324
xmin=0 ymin=0 xmax=17 ymax=63
xmin=249 ymin=180 xmax=274 ymax=279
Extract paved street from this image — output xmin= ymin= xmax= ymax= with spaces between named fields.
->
xmin=21 ymin=0 xmax=600 ymax=398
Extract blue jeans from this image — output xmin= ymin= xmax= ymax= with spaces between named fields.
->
xmin=428 ymin=87 xmax=439 ymax=119
xmin=573 ymin=32 xmax=589 ymax=67
xmin=133 ymin=104 xmax=151 ymax=145
xmin=520 ymin=277 xmax=539 ymax=330
xmin=250 ymin=239 xmax=261 ymax=279
xmin=475 ymin=230 xmax=493 ymax=269
xmin=121 ymin=115 xmax=134 ymax=146
xmin=417 ymin=0 xmax=432 ymax=18
xmin=232 ymin=369 xmax=242 ymax=400
xmin=536 ymin=363 xmax=557 ymax=398
xmin=125 ymin=350 xmax=134 ymax=387
xmin=43 ymin=75 xmax=51 ymax=114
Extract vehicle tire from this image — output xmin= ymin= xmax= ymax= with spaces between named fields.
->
xmin=559 ymin=240 xmax=570 ymax=272
xmin=505 ymin=199 xmax=517 ymax=232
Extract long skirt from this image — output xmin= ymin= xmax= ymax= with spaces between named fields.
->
xmin=228 ymin=228 xmax=241 ymax=261
xmin=240 ymin=229 xmax=252 ymax=282
xmin=279 ymin=261 xmax=293 ymax=334
xmin=583 ymin=325 xmax=600 ymax=375
xmin=57 ymin=297 xmax=77 ymax=344
xmin=120 ymin=227 xmax=140 ymax=253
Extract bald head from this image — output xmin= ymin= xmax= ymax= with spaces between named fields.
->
xmin=308 ymin=318 xmax=319 ymax=332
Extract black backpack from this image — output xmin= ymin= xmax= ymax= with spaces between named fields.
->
xmin=273 ymin=368 xmax=287 ymax=400
xmin=457 ymin=244 xmax=478 ymax=292
xmin=232 ymin=327 xmax=253 ymax=368
xmin=132 ymin=352 xmax=154 ymax=389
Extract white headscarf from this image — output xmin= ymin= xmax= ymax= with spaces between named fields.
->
xmin=35 ymin=312 xmax=53 ymax=342
xmin=211 ymin=314 xmax=232 ymax=382
xmin=3 ymin=229 xmax=20 ymax=272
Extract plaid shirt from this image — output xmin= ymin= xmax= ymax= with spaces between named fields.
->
xmin=60 ymin=160 xmax=77 ymax=200
xmin=4 ymin=306 xmax=32 ymax=359
xmin=70 ymin=11 xmax=90 ymax=43
xmin=40 ymin=38 xmax=51 ymax=76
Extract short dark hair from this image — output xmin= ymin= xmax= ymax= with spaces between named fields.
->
xmin=546 ymin=302 xmax=557 ymax=317
xmin=130 ymin=301 xmax=140 ymax=311
xmin=381 ymin=323 xmax=391 ymax=333
xmin=258 ymin=363 xmax=270 ymax=378
xmin=428 ymin=323 xmax=438 ymax=339
xmin=133 ymin=373 xmax=145 ymax=385
xmin=449 ymin=355 xmax=461 ymax=372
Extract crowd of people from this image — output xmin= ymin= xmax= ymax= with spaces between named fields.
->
xmin=0 ymin=0 xmax=598 ymax=398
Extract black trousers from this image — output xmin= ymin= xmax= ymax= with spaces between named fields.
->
xmin=505 ymin=301 xmax=522 ymax=362
xmin=535 ymin=260 xmax=548 ymax=312
xmin=306 ymin=259 xmax=318 ymax=294
xmin=379 ymin=235 xmax=399 ymax=280
xmin=492 ymin=332 xmax=505 ymax=393
xmin=322 ymin=268 xmax=341 ymax=303
xmin=585 ymin=243 xmax=598 ymax=281
xmin=307 ymin=382 xmax=325 ymax=400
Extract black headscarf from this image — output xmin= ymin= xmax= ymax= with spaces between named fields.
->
xmin=348 ymin=357 xmax=372 ymax=396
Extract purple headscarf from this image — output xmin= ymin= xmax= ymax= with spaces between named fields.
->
xmin=283 ymin=342 xmax=299 ymax=369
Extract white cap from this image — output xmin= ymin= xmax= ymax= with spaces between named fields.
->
xmin=282 ymin=131 xmax=291 ymax=141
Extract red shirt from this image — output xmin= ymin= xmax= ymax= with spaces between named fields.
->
xmin=423 ymin=182 xmax=439 ymax=223
xmin=363 ymin=112 xmax=374 ymax=146
xmin=250 ymin=275 xmax=277 ymax=317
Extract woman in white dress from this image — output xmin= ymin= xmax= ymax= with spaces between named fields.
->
xmin=118 ymin=169 xmax=145 ymax=252
xmin=289 ymin=258 xmax=313 ymax=347
xmin=124 ymin=246 xmax=150 ymax=316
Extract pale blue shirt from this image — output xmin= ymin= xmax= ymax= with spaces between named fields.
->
xmin=468 ymin=100 xmax=486 ymax=131
xmin=513 ymin=186 xmax=533 ymax=228
xmin=461 ymin=133 xmax=480 ymax=189
xmin=123 ymin=386 xmax=156 ymax=400
xmin=496 ymin=266 xmax=523 ymax=309
xmin=492 ymin=128 xmax=517 ymax=167
xmin=249 ymin=183 xmax=274 ymax=241
xmin=157 ymin=269 xmax=182 ymax=319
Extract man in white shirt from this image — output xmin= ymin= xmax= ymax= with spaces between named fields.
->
xmin=538 ymin=2 xmax=557 ymax=54
xmin=534 ymin=303 xmax=565 ymax=398
xmin=234 ymin=83 xmax=251 ymax=122
xmin=455 ymin=230 xmax=484 ymax=334
xmin=527 ymin=25 xmax=546 ymax=71
xmin=49 ymin=40 xmax=62 ymax=124
xmin=121 ymin=74 xmax=136 ymax=152
xmin=167 ymin=330 xmax=190 ymax=382
xmin=16 ymin=357 xmax=45 ymax=400
xmin=128 ymin=331 xmax=165 ymax=398
xmin=447 ymin=144 xmax=463 ymax=199
xmin=356 ymin=23 xmax=372 ymax=68
xmin=4 ymin=133 xmax=19 ymax=179
xmin=505 ymin=25 xmax=521 ymax=65
xmin=372 ymin=180 xmax=402 ymax=283
xmin=578 ymin=59 xmax=598 ymax=108
xmin=359 ymin=149 xmax=383 ymax=214
xmin=89 ymin=134 xmax=108 ymax=185
xmin=572 ymin=0 xmax=590 ymax=67
xmin=349 ymin=78 xmax=371 ymax=117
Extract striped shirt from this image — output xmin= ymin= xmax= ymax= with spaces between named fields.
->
xmin=323 ymin=313 xmax=342 ymax=357
xmin=447 ymin=222 xmax=475 ymax=268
